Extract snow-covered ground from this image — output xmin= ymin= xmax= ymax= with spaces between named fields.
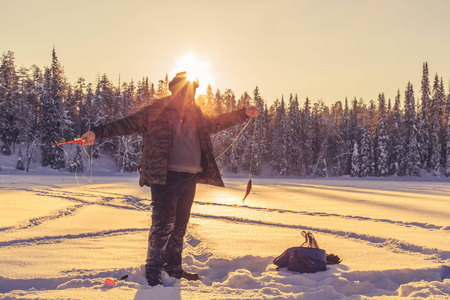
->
xmin=0 ymin=159 xmax=449 ymax=299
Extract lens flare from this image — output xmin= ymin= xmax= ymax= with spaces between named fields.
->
xmin=171 ymin=53 xmax=214 ymax=95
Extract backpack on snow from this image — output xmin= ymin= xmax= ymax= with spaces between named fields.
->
xmin=273 ymin=231 xmax=341 ymax=273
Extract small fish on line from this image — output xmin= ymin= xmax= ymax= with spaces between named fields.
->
xmin=242 ymin=179 xmax=252 ymax=203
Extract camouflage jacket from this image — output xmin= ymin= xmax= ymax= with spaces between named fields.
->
xmin=91 ymin=98 xmax=249 ymax=187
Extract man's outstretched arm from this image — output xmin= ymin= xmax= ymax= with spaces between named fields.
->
xmin=203 ymin=106 xmax=259 ymax=135
xmin=81 ymin=107 xmax=149 ymax=145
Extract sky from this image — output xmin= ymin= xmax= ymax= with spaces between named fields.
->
xmin=2 ymin=0 xmax=450 ymax=106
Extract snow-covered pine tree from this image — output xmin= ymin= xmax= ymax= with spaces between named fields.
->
xmin=438 ymin=78 xmax=447 ymax=167
xmin=164 ymin=74 xmax=169 ymax=96
xmin=255 ymin=104 xmax=270 ymax=175
xmin=223 ymin=89 xmax=236 ymax=112
xmin=301 ymin=97 xmax=313 ymax=175
xmin=310 ymin=101 xmax=329 ymax=177
xmin=155 ymin=80 xmax=166 ymax=99
xmin=75 ymin=83 xmax=95 ymax=162
xmin=114 ymin=80 xmax=141 ymax=173
xmin=367 ymin=99 xmax=376 ymax=125
xmin=71 ymin=77 xmax=86 ymax=137
xmin=90 ymin=74 xmax=115 ymax=158
xmin=214 ymin=89 xmax=223 ymax=115
xmin=239 ymin=91 xmax=255 ymax=173
xmin=155 ymin=74 xmax=169 ymax=99
xmin=18 ymin=65 xmax=43 ymax=171
xmin=360 ymin=126 xmax=374 ymax=177
xmin=429 ymin=74 xmax=441 ymax=175
xmin=30 ymin=65 xmax=44 ymax=135
xmin=16 ymin=66 xmax=45 ymax=169
xmin=80 ymin=82 xmax=95 ymax=136
xmin=253 ymin=87 xmax=264 ymax=112
xmin=270 ymin=97 xmax=288 ymax=175
xmin=0 ymin=51 xmax=19 ymax=155
xmin=340 ymin=98 xmax=351 ymax=176
xmin=77 ymin=80 xmax=89 ymax=137
xmin=351 ymin=140 xmax=360 ymax=177
xmin=286 ymin=93 xmax=301 ymax=175
xmin=114 ymin=80 xmax=126 ymax=172
xmin=446 ymin=121 xmax=450 ymax=177
xmin=149 ymin=82 xmax=155 ymax=101
xmin=96 ymin=74 xmax=116 ymax=124
xmin=261 ymin=104 xmax=271 ymax=171
xmin=446 ymin=91 xmax=450 ymax=176
xmin=406 ymin=127 xmax=421 ymax=177
xmin=40 ymin=49 xmax=66 ymax=169
xmin=418 ymin=62 xmax=431 ymax=170
xmin=387 ymin=95 xmax=394 ymax=166
xmin=15 ymin=67 xmax=34 ymax=149
xmin=250 ymin=86 xmax=266 ymax=175
xmin=237 ymin=91 xmax=251 ymax=109
xmin=204 ymin=84 xmax=214 ymax=115
xmin=211 ymin=89 xmax=237 ymax=173
xmin=388 ymin=90 xmax=403 ymax=175
xmin=348 ymin=98 xmax=360 ymax=175
xmin=404 ymin=82 xmax=421 ymax=177
xmin=54 ymin=65 xmax=73 ymax=149
xmin=327 ymin=101 xmax=342 ymax=176
xmin=376 ymin=93 xmax=389 ymax=176
xmin=136 ymin=77 xmax=152 ymax=109
xmin=65 ymin=84 xmax=76 ymax=137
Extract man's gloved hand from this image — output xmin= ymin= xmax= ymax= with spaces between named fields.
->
xmin=80 ymin=131 xmax=96 ymax=145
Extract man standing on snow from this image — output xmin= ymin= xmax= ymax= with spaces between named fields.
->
xmin=81 ymin=72 xmax=259 ymax=286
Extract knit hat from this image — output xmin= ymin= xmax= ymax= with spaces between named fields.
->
xmin=168 ymin=72 xmax=199 ymax=94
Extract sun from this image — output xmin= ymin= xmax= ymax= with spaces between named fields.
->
xmin=170 ymin=53 xmax=214 ymax=95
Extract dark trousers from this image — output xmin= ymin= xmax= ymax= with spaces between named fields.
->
xmin=146 ymin=171 xmax=197 ymax=275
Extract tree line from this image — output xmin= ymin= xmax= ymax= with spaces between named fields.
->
xmin=1 ymin=49 xmax=449 ymax=177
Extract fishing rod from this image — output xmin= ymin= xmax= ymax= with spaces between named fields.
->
xmin=56 ymin=138 xmax=85 ymax=147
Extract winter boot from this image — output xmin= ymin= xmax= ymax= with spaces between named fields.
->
xmin=167 ymin=270 xmax=199 ymax=281
xmin=146 ymin=272 xmax=163 ymax=286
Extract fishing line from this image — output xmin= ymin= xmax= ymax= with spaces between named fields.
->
xmin=56 ymin=141 xmax=80 ymax=185
xmin=81 ymin=145 xmax=93 ymax=183
xmin=55 ymin=140 xmax=93 ymax=184
xmin=215 ymin=117 xmax=254 ymax=161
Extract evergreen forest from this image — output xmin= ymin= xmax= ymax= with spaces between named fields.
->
xmin=1 ymin=49 xmax=450 ymax=178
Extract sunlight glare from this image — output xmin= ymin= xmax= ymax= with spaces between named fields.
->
xmin=170 ymin=53 xmax=214 ymax=95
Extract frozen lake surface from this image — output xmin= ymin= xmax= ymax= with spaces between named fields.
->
xmin=0 ymin=173 xmax=449 ymax=299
